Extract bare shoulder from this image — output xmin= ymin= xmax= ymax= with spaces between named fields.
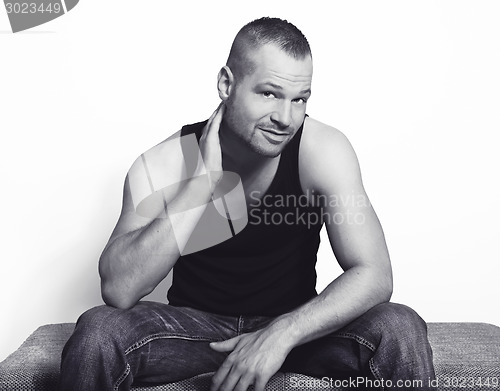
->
xmin=301 ymin=117 xmax=353 ymax=156
xmin=300 ymin=116 xmax=361 ymax=194
xmin=145 ymin=129 xmax=183 ymax=154
xmin=128 ymin=129 xmax=184 ymax=171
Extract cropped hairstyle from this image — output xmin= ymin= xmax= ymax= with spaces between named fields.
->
xmin=227 ymin=17 xmax=311 ymax=80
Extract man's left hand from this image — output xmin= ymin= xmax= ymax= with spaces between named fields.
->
xmin=209 ymin=326 xmax=291 ymax=391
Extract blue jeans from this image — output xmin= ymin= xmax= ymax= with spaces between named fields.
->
xmin=60 ymin=301 xmax=436 ymax=390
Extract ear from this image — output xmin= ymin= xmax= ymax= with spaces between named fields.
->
xmin=217 ymin=66 xmax=234 ymax=101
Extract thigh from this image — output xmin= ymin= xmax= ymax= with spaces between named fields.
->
xmin=74 ymin=301 xmax=239 ymax=384
xmin=127 ymin=302 xmax=239 ymax=383
xmin=75 ymin=300 xmax=237 ymax=344
xmin=281 ymin=331 xmax=374 ymax=380
xmin=281 ymin=305 xmax=390 ymax=379
xmin=281 ymin=302 xmax=430 ymax=381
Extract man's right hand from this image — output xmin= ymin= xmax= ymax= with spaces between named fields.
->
xmin=198 ymin=102 xmax=225 ymax=188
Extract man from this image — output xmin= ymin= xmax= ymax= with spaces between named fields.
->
xmin=60 ymin=17 xmax=436 ymax=391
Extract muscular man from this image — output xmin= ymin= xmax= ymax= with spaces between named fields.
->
xmin=60 ymin=17 xmax=436 ymax=391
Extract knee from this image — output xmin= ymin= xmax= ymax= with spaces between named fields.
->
xmin=64 ymin=305 xmax=128 ymax=357
xmin=76 ymin=305 xmax=123 ymax=335
xmin=371 ymin=303 xmax=429 ymax=348
xmin=374 ymin=303 xmax=427 ymax=333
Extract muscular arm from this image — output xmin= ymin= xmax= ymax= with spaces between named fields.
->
xmin=99 ymin=175 xmax=215 ymax=309
xmin=272 ymin=118 xmax=393 ymax=344
xmin=210 ymin=118 xmax=392 ymax=391
xmin=99 ymin=104 xmax=225 ymax=309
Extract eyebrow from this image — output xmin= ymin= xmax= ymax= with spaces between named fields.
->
xmin=259 ymin=82 xmax=311 ymax=95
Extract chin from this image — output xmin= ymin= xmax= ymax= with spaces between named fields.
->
xmin=249 ymin=142 xmax=286 ymax=158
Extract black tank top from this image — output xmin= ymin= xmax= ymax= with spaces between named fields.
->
xmin=167 ymin=119 xmax=324 ymax=316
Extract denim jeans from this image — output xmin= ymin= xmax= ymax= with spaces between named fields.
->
xmin=60 ymin=301 xmax=436 ymax=390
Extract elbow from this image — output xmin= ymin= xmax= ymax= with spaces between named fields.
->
xmin=100 ymin=280 xmax=139 ymax=310
xmin=381 ymin=268 xmax=393 ymax=303
xmin=99 ymin=253 xmax=139 ymax=310
xmin=383 ymin=279 xmax=393 ymax=303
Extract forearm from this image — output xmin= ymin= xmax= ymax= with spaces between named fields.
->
xmin=99 ymin=217 xmax=180 ymax=309
xmin=99 ymin=176 xmax=215 ymax=308
xmin=269 ymin=265 xmax=393 ymax=349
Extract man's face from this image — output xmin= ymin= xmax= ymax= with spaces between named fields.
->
xmin=222 ymin=44 xmax=313 ymax=158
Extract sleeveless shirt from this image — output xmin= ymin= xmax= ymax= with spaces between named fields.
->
xmin=167 ymin=119 xmax=324 ymax=316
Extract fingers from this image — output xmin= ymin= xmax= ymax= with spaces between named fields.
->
xmin=199 ymin=102 xmax=225 ymax=183
xmin=210 ymin=335 xmax=241 ymax=352
xmin=210 ymin=358 xmax=254 ymax=391
xmin=233 ymin=372 xmax=254 ymax=391
xmin=210 ymin=359 xmax=232 ymax=391
xmin=209 ymin=328 xmax=282 ymax=391
xmin=212 ymin=102 xmax=225 ymax=129
xmin=205 ymin=102 xmax=225 ymax=139
xmin=211 ymin=365 xmax=268 ymax=391
xmin=254 ymin=375 xmax=270 ymax=391
xmin=209 ymin=335 xmax=243 ymax=390
xmin=210 ymin=335 xmax=276 ymax=391
xmin=202 ymin=102 xmax=224 ymax=132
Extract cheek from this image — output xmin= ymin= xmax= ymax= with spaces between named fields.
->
xmin=292 ymin=105 xmax=307 ymax=123
xmin=291 ymin=109 xmax=306 ymax=128
xmin=225 ymin=100 xmax=246 ymax=125
xmin=229 ymin=95 xmax=263 ymax=123
xmin=296 ymin=107 xmax=307 ymax=119
xmin=245 ymin=97 xmax=277 ymax=123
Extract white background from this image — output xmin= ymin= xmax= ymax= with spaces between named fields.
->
xmin=1 ymin=0 xmax=499 ymax=361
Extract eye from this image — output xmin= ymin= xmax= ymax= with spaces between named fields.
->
xmin=293 ymin=97 xmax=308 ymax=104
xmin=262 ymin=91 xmax=275 ymax=99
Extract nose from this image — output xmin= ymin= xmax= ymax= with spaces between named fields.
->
xmin=270 ymin=100 xmax=292 ymax=129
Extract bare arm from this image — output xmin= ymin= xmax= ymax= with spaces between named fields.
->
xmin=210 ymin=118 xmax=392 ymax=391
xmin=99 ymin=104 xmax=225 ymax=309
xmin=270 ymin=119 xmax=393 ymax=344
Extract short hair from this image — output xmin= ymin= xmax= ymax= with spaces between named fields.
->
xmin=227 ymin=17 xmax=312 ymax=81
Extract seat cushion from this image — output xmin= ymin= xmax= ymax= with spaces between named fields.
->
xmin=1 ymin=322 xmax=499 ymax=390
xmin=427 ymin=322 xmax=500 ymax=390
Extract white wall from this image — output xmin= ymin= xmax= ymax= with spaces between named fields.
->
xmin=1 ymin=1 xmax=499 ymax=361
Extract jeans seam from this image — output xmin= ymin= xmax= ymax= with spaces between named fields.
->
xmin=114 ymin=363 xmax=130 ymax=391
xmin=335 ymin=332 xmax=376 ymax=352
xmin=124 ymin=333 xmax=214 ymax=355
xmin=237 ymin=316 xmax=244 ymax=336
xmin=337 ymin=332 xmax=385 ymax=389
xmin=369 ymin=358 xmax=385 ymax=391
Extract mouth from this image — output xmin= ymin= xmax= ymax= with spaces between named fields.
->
xmin=259 ymin=128 xmax=289 ymax=136
xmin=259 ymin=128 xmax=290 ymax=145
